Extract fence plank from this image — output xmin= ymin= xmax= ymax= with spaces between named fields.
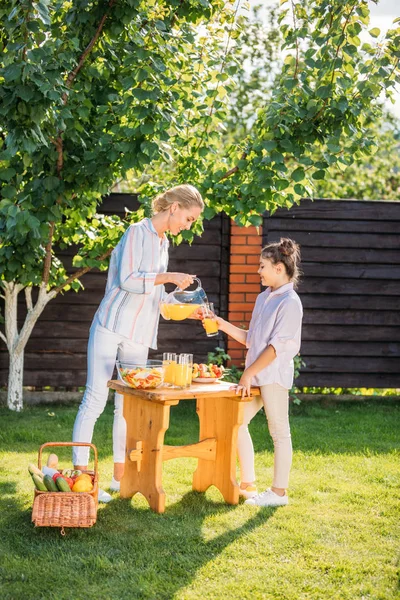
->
xmin=269 ymin=198 xmax=400 ymax=221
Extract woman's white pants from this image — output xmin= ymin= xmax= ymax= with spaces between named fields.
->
xmin=237 ymin=383 xmax=292 ymax=489
xmin=72 ymin=318 xmax=149 ymax=466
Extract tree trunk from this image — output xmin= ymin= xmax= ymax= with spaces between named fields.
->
xmin=2 ymin=281 xmax=56 ymax=411
xmin=7 ymin=350 xmax=24 ymax=412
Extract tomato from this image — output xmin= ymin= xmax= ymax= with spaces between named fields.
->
xmin=52 ymin=472 xmax=62 ymax=482
xmin=64 ymin=477 xmax=74 ymax=490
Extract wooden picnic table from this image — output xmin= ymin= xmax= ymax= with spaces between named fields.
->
xmin=107 ymin=380 xmax=260 ymax=513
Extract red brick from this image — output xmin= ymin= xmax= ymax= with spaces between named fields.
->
xmin=231 ymin=225 xmax=260 ymax=236
xmin=230 ymin=265 xmax=248 ymax=274
xmin=245 ymin=312 xmax=253 ymax=320
xmin=230 ymin=293 xmax=245 ymax=302
xmin=230 ymin=283 xmax=260 ymax=293
xmin=230 ymin=302 xmax=255 ymax=312
xmin=227 ymin=340 xmax=246 ymax=349
xmin=246 ymin=293 xmax=259 ymax=302
xmin=246 ymin=236 xmax=262 ymax=246
xmin=230 ymin=263 xmax=258 ymax=273
xmin=230 ymin=235 xmax=248 ymax=245
xmin=227 ymin=349 xmax=245 ymax=359
xmin=231 ymin=245 xmax=261 ymax=255
xmin=230 ymin=274 xmax=245 ymax=283
xmin=246 ymin=274 xmax=261 ymax=283
xmin=231 ymin=255 xmax=246 ymax=264
xmin=228 ymin=312 xmax=244 ymax=320
xmin=246 ymin=255 xmax=261 ymax=264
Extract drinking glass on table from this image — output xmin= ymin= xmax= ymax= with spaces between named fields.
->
xmin=202 ymin=302 xmax=219 ymax=337
xmin=175 ymin=354 xmax=190 ymax=389
xmin=163 ymin=352 xmax=177 ymax=386
xmin=181 ymin=353 xmax=193 ymax=388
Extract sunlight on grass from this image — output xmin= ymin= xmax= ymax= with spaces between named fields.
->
xmin=0 ymin=400 xmax=399 ymax=599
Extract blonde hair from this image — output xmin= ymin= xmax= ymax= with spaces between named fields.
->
xmin=152 ymin=184 xmax=204 ymax=214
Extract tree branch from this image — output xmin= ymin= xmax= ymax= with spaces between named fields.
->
xmin=219 ymin=152 xmax=247 ymax=181
xmin=62 ymin=0 xmax=117 ymax=104
xmin=0 ymin=330 xmax=7 ymax=345
xmin=25 ymin=287 xmax=33 ymax=312
xmin=41 ymin=221 xmax=55 ymax=286
xmin=290 ymin=0 xmax=299 ymax=79
xmin=51 ymin=248 xmax=113 ymax=296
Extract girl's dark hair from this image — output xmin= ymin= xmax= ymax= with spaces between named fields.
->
xmin=261 ymin=238 xmax=301 ymax=288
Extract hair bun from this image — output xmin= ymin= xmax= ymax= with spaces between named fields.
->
xmin=279 ymin=238 xmax=297 ymax=257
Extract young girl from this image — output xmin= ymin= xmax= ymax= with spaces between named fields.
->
xmin=212 ymin=238 xmax=303 ymax=507
xmin=72 ymin=184 xmax=204 ymax=500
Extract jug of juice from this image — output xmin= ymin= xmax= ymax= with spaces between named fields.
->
xmin=160 ymin=278 xmax=208 ymax=321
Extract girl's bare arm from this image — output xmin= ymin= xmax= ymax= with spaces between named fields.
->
xmin=216 ymin=317 xmax=248 ymax=346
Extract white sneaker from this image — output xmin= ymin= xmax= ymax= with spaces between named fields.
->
xmin=98 ymin=488 xmax=112 ymax=503
xmin=109 ymin=477 xmax=120 ymax=492
xmin=238 ymin=484 xmax=258 ymax=499
xmin=245 ymin=488 xmax=288 ymax=507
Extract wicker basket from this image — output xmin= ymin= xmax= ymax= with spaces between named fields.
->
xmin=32 ymin=442 xmax=98 ymax=530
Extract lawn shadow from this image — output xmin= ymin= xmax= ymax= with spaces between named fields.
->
xmin=96 ymin=489 xmax=276 ymax=598
xmin=0 ymin=477 xmax=275 ymax=600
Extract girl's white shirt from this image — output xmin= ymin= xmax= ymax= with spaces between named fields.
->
xmin=246 ymin=282 xmax=303 ymax=389
xmin=95 ymin=218 xmax=169 ymax=349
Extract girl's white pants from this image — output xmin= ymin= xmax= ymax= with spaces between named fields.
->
xmin=72 ymin=318 xmax=149 ymax=466
xmin=237 ymin=383 xmax=292 ymax=489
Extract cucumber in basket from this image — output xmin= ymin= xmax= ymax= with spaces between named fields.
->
xmin=31 ymin=473 xmax=47 ymax=492
xmin=43 ymin=474 xmax=59 ymax=492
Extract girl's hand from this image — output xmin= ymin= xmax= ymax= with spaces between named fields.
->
xmin=201 ymin=314 xmax=224 ymax=330
xmin=236 ymin=370 xmax=252 ymax=399
xmin=168 ymin=273 xmax=196 ymax=290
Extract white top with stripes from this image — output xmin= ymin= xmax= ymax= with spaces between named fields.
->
xmin=95 ymin=218 xmax=169 ymax=349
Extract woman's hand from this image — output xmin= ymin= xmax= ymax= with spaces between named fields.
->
xmin=236 ymin=369 xmax=252 ymax=399
xmin=168 ymin=272 xmax=196 ymax=290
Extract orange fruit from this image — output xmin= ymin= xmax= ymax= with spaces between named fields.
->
xmin=72 ymin=479 xmax=93 ymax=493
xmin=75 ymin=473 xmax=92 ymax=484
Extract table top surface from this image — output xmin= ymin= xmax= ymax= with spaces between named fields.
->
xmin=107 ymin=379 xmax=260 ymax=403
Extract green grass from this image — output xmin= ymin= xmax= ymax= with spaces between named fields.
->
xmin=0 ymin=399 xmax=399 ymax=600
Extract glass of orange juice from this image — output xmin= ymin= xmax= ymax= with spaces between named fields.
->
xmin=174 ymin=354 xmax=190 ymax=389
xmin=202 ymin=302 xmax=219 ymax=337
xmin=181 ymin=353 xmax=193 ymax=388
xmin=163 ymin=352 xmax=177 ymax=386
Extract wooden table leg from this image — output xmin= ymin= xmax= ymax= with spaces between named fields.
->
xmin=121 ymin=394 xmax=170 ymax=513
xmin=193 ymin=395 xmax=244 ymax=504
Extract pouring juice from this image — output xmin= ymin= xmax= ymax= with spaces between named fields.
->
xmin=160 ymin=303 xmax=201 ymax=321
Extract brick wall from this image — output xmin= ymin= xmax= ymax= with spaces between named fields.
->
xmin=228 ymin=223 xmax=262 ymax=366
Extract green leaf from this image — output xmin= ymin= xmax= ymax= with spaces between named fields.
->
xmin=262 ymin=141 xmax=277 ymax=151
xmin=291 ymin=168 xmax=305 ymax=182
xmin=16 ymin=85 xmax=34 ymax=102
xmin=1 ymin=185 xmax=17 ymax=199
xmin=312 ymin=170 xmax=325 ymax=180
xmin=369 ymin=28 xmax=380 ymax=38
xmin=3 ymin=63 xmax=22 ymax=83
xmin=315 ymin=85 xmax=332 ymax=99
xmin=0 ymin=168 xmax=16 ymax=182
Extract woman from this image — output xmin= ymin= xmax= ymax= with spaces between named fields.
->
xmin=72 ymin=184 xmax=204 ymax=499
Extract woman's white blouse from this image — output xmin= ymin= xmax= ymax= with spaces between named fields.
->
xmin=95 ymin=218 xmax=169 ymax=349
xmin=245 ymin=282 xmax=303 ymax=389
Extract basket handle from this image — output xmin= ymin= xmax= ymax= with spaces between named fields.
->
xmin=38 ymin=442 xmax=98 ymax=475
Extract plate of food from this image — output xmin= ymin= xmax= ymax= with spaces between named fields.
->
xmin=192 ymin=363 xmax=225 ymax=383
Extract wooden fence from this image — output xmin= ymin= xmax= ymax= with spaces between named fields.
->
xmin=0 ymin=194 xmax=229 ymax=388
xmin=1 ymin=195 xmax=399 ymax=390
xmin=264 ymin=198 xmax=400 ymax=388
